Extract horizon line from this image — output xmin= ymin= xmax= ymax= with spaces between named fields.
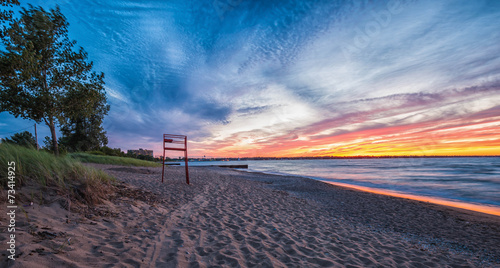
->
xmin=175 ymin=155 xmax=500 ymax=160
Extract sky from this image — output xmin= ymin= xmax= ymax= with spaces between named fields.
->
xmin=1 ymin=0 xmax=500 ymax=158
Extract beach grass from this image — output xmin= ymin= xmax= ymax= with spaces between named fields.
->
xmin=69 ymin=152 xmax=162 ymax=167
xmin=0 ymin=143 xmax=115 ymax=205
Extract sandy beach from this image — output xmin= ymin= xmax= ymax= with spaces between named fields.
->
xmin=2 ymin=164 xmax=500 ymax=267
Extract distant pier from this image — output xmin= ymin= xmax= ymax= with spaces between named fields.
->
xmin=211 ymin=165 xmax=248 ymax=169
xmin=163 ymin=163 xmax=248 ymax=169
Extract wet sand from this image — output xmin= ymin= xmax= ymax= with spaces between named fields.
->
xmin=3 ymin=164 xmax=500 ymax=267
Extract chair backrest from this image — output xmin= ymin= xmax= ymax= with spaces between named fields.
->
xmin=163 ymin=134 xmax=187 ymax=151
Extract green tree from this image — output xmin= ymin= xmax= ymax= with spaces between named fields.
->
xmin=42 ymin=136 xmax=53 ymax=151
xmin=99 ymin=146 xmax=125 ymax=157
xmin=41 ymin=135 xmax=67 ymax=154
xmin=59 ymin=83 xmax=110 ymax=152
xmin=1 ymin=130 xmax=36 ymax=148
xmin=0 ymin=5 xmax=108 ymax=156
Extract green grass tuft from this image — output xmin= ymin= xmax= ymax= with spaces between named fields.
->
xmin=69 ymin=152 xmax=161 ymax=167
xmin=0 ymin=143 xmax=114 ymax=205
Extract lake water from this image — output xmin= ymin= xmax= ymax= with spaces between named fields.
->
xmin=184 ymin=157 xmax=500 ymax=214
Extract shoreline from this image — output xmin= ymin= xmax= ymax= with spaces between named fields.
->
xmin=321 ymin=180 xmax=500 ymax=217
xmin=4 ymin=164 xmax=500 ymax=267
xmin=231 ymin=167 xmax=500 ymax=218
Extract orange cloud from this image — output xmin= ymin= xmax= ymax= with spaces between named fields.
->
xmin=192 ymin=116 xmax=500 ymax=158
xmin=185 ymin=85 xmax=500 ymax=158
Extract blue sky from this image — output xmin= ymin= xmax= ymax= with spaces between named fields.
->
xmin=1 ymin=0 xmax=500 ymax=157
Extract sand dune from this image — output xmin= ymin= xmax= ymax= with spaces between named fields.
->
xmin=3 ymin=164 xmax=499 ymax=267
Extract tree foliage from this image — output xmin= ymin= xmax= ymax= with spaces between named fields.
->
xmin=58 ymin=78 xmax=110 ymax=152
xmin=0 ymin=5 xmax=108 ymax=156
xmin=1 ymin=130 xmax=36 ymax=148
xmin=98 ymin=146 xmax=125 ymax=157
xmin=0 ymin=0 xmax=19 ymax=26
xmin=58 ymin=104 xmax=109 ymax=152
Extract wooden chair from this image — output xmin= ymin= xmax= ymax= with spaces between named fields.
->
xmin=161 ymin=134 xmax=189 ymax=184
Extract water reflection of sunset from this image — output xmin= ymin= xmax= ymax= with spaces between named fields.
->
xmin=322 ymin=181 xmax=500 ymax=217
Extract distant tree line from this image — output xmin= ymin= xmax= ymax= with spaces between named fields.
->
xmin=0 ymin=2 xmax=109 ymax=156
xmin=1 ymin=130 xmax=162 ymax=162
xmin=1 ymin=130 xmax=36 ymax=148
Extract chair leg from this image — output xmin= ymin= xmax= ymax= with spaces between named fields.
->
xmin=161 ymin=142 xmax=165 ymax=183
xmin=185 ymin=150 xmax=189 ymax=185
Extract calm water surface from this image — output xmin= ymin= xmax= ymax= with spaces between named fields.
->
xmin=186 ymin=157 xmax=500 ymax=210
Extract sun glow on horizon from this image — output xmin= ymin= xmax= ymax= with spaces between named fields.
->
xmin=187 ymin=117 xmax=500 ymax=158
xmin=180 ymin=82 xmax=500 ymax=158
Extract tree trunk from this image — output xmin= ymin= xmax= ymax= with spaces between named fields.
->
xmin=42 ymin=67 xmax=58 ymax=156
xmin=47 ymin=117 xmax=59 ymax=156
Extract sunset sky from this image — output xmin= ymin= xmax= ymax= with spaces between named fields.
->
xmin=1 ymin=0 xmax=499 ymax=158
